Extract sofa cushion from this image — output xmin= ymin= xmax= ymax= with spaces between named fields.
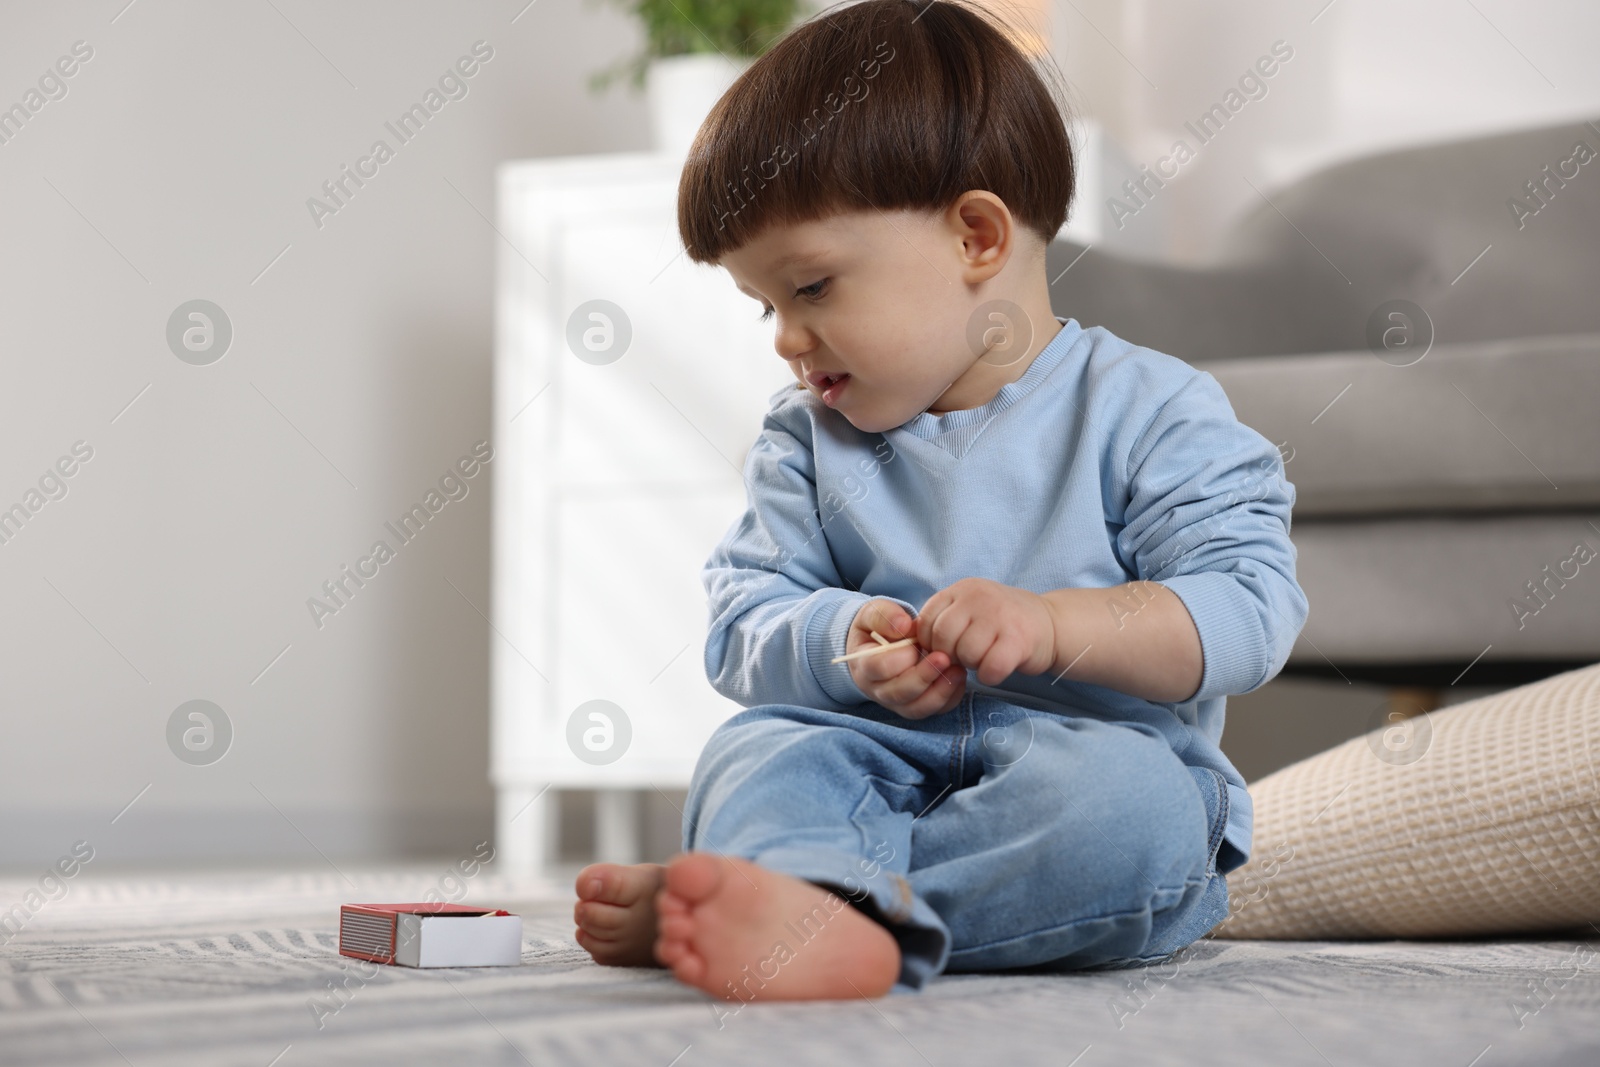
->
xmin=1200 ymin=332 xmax=1600 ymax=517
xmin=1047 ymin=118 xmax=1600 ymax=361
xmin=1210 ymin=661 xmax=1600 ymax=939
xmin=1284 ymin=511 xmax=1600 ymax=667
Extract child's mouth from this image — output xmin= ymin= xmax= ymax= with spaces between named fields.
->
xmin=820 ymin=374 xmax=850 ymax=405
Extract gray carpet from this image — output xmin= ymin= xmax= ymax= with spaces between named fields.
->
xmin=2 ymin=868 xmax=1597 ymax=1066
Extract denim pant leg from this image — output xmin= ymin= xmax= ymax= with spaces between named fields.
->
xmin=1081 ymin=762 xmax=1232 ymax=970
xmin=907 ymin=696 xmax=1230 ymax=974
xmin=681 ymin=702 xmax=963 ymax=992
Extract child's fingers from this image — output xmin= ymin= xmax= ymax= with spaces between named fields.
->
xmin=893 ymin=657 xmax=966 ymax=719
xmin=853 ymin=642 xmax=921 ymax=684
xmin=855 ymin=599 xmax=914 ymax=643
xmin=877 ymin=649 xmax=959 ymax=711
xmin=974 ymin=638 xmax=1027 ymax=687
xmin=847 ymin=601 xmax=918 ymax=684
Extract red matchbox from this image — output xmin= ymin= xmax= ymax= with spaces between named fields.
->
xmin=338 ymin=903 xmax=522 ymax=968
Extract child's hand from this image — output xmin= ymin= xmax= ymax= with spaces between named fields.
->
xmin=917 ymin=578 xmax=1057 ymax=687
xmin=846 ymin=599 xmax=966 ymax=720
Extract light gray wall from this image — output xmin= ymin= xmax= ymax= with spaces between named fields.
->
xmin=0 ymin=0 xmax=653 ymax=869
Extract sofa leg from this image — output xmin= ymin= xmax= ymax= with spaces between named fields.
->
xmin=1387 ymin=686 xmax=1441 ymax=720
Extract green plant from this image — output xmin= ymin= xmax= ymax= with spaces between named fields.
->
xmin=588 ymin=0 xmax=802 ymax=93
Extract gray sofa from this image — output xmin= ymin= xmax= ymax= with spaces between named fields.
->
xmin=1048 ymin=118 xmax=1600 ymax=707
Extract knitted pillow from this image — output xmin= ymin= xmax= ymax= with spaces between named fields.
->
xmin=1210 ymin=662 xmax=1600 ymax=939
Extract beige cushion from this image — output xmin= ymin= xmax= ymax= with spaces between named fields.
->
xmin=1211 ymin=662 xmax=1600 ymax=939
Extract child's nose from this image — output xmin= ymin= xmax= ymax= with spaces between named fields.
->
xmin=773 ymin=315 xmax=815 ymax=362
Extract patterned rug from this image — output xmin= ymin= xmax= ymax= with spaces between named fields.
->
xmin=2 ymin=867 xmax=1597 ymax=1066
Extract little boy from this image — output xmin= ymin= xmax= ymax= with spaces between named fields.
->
xmin=572 ymin=0 xmax=1308 ymax=1001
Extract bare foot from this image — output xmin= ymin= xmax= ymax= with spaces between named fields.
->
xmin=654 ymin=853 xmax=901 ymax=1001
xmin=573 ymin=862 xmax=667 ymax=967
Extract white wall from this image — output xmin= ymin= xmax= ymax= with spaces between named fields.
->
xmin=0 ymin=0 xmax=652 ymax=868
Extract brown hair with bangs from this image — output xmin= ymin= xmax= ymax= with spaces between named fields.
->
xmin=676 ymin=0 xmax=1076 ymax=265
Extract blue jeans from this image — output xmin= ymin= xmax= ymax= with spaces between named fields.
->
xmin=682 ymin=691 xmax=1233 ymax=994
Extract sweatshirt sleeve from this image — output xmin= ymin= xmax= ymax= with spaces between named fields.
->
xmin=1115 ymin=369 xmax=1309 ymax=703
xmin=702 ymin=400 xmax=918 ymax=710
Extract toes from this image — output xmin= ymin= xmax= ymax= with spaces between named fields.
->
xmin=654 ymin=936 xmax=686 ymax=966
xmin=575 ymin=928 xmax=611 ymax=954
xmin=575 ymin=863 xmax=631 ymax=903
xmin=657 ymin=913 xmax=694 ymax=941
xmin=575 ymin=900 xmax=629 ymax=933
xmin=575 ymin=863 xmax=611 ymax=901
xmin=578 ymin=930 xmax=635 ymax=966
xmin=655 ymin=888 xmax=690 ymax=917
xmin=663 ymin=852 xmax=724 ymax=903
xmin=577 ymin=862 xmax=666 ymax=906
xmin=669 ymin=950 xmax=706 ymax=985
xmin=573 ymin=864 xmax=670 ymax=971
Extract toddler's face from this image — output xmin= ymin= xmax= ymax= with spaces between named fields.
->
xmin=719 ymin=207 xmax=1004 ymax=434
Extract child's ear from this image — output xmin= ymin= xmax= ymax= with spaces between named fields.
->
xmin=946 ymin=191 xmax=1012 ymax=282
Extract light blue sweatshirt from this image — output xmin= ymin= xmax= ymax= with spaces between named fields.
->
xmin=701 ymin=315 xmax=1309 ymax=871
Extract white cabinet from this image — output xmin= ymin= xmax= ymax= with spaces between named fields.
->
xmin=492 ymin=152 xmax=793 ymax=880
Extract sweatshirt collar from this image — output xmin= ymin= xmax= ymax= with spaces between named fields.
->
xmin=896 ymin=316 xmax=1080 ymax=440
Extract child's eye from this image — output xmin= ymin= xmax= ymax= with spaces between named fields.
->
xmin=757 ymin=280 xmax=828 ymax=323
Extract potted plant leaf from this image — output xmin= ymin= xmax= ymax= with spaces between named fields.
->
xmin=588 ymin=0 xmax=803 ymax=155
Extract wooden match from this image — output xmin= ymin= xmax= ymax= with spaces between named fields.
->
xmin=830 ymin=630 xmax=917 ymax=664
